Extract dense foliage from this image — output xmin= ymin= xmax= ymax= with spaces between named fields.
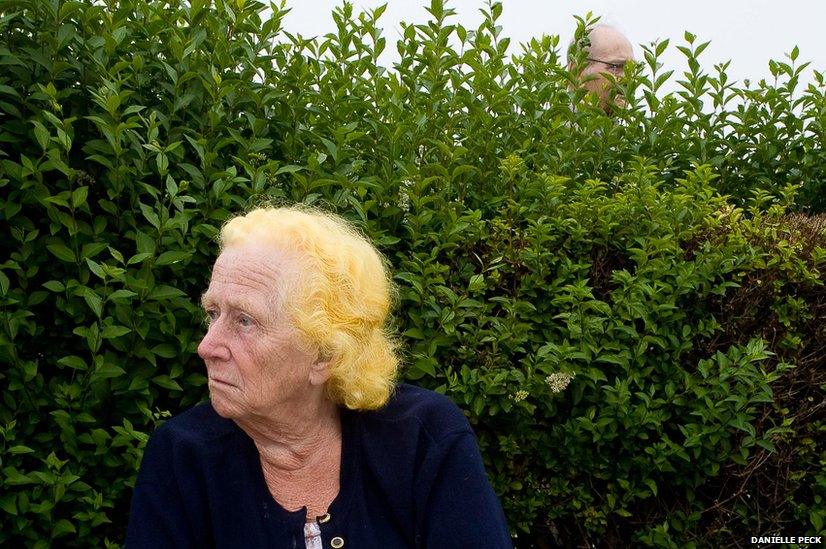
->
xmin=1 ymin=0 xmax=824 ymax=546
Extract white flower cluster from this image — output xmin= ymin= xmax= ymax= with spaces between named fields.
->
xmin=414 ymin=144 xmax=425 ymax=167
xmin=397 ymin=179 xmax=414 ymax=212
xmin=545 ymin=372 xmax=574 ymax=393
xmin=397 ymin=192 xmax=410 ymax=212
xmin=511 ymin=390 xmax=529 ymax=402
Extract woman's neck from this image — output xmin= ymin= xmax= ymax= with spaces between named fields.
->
xmin=236 ymin=388 xmax=340 ymax=460
xmin=252 ymin=409 xmax=341 ymax=473
xmin=235 ymin=395 xmax=343 ymax=518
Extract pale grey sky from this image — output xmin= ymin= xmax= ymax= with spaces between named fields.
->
xmin=280 ymin=0 xmax=826 ymax=94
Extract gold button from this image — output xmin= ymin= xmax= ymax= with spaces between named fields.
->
xmin=318 ymin=513 xmax=331 ymax=524
xmin=331 ymin=536 xmax=344 ymax=548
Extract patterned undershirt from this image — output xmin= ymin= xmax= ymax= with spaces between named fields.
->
xmin=304 ymin=520 xmax=322 ymax=549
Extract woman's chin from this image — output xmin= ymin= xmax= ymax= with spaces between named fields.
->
xmin=209 ymin=393 xmax=242 ymax=419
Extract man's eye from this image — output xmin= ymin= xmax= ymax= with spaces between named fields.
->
xmin=205 ymin=309 xmax=219 ymax=323
xmin=238 ymin=314 xmax=253 ymax=327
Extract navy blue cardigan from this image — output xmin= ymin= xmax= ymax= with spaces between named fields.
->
xmin=126 ymin=384 xmax=512 ymax=548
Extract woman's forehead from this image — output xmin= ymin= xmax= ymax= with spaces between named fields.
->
xmin=205 ymin=246 xmax=299 ymax=300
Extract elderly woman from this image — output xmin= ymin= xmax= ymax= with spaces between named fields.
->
xmin=126 ymin=206 xmax=511 ymax=548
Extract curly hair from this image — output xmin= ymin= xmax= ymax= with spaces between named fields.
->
xmin=218 ymin=205 xmax=399 ymax=410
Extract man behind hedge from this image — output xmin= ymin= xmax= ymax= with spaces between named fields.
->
xmin=568 ymin=24 xmax=635 ymax=115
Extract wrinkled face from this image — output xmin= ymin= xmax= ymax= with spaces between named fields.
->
xmin=198 ymin=245 xmax=324 ymax=420
xmin=580 ymin=27 xmax=634 ymax=112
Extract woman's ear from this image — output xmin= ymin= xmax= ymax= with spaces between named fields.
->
xmin=308 ymin=353 xmax=333 ymax=386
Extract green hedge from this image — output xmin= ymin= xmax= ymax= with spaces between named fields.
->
xmin=1 ymin=1 xmax=824 ymax=546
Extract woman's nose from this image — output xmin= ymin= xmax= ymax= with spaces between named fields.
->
xmin=197 ymin=321 xmax=231 ymax=362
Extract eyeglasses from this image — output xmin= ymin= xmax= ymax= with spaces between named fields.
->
xmin=587 ymin=58 xmax=630 ymax=73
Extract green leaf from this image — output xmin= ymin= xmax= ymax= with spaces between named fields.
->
xmin=275 ymin=164 xmax=304 ymax=175
xmin=85 ymin=258 xmax=106 ymax=280
xmin=57 ymin=355 xmax=87 ymax=370
xmin=128 ymin=376 xmax=150 ymax=391
xmin=9 ymin=445 xmax=35 ymax=454
xmin=151 ymin=344 xmax=177 ymax=358
xmin=51 ymin=519 xmax=76 ymax=538
xmin=42 ymin=280 xmax=65 ymax=292
xmin=811 ymin=509 xmax=823 ymax=533
xmin=165 ymin=175 xmax=178 ymax=197
xmin=409 ymin=357 xmax=437 ymax=379
xmin=320 ymin=137 xmax=338 ymax=162
xmin=47 ymin=243 xmax=76 ymax=263
xmin=108 ymin=246 xmax=124 ymax=263
xmin=139 ymin=203 xmax=160 ymax=229
xmin=127 ymin=252 xmax=153 ymax=265
xmin=71 ymin=186 xmax=89 ymax=208
xmin=155 ymin=250 xmax=192 ymax=266
xmin=152 ymin=375 xmax=183 ymax=391
xmin=4 ymin=468 xmax=35 ymax=485
xmin=92 ymin=362 xmax=126 ymax=381
xmin=21 ymin=360 xmax=37 ymax=381
xmin=473 ymin=395 xmax=485 ymax=416
xmin=135 ymin=231 xmax=156 ymax=255
xmin=0 ymin=494 xmax=17 ymax=515
xmin=81 ymin=242 xmax=108 ymax=259
xmin=156 ymin=152 xmax=169 ymax=174
xmin=147 ymin=285 xmax=186 ymax=301
xmin=108 ymin=289 xmax=138 ymax=300
xmin=403 ymin=327 xmax=426 ymax=340
xmin=467 ymin=274 xmax=485 ymax=292
xmin=82 ymin=289 xmax=103 ymax=318
xmin=32 ymin=120 xmax=50 ymax=151
xmin=0 ymin=84 xmax=21 ymax=98
xmin=101 ymin=325 xmax=131 ymax=339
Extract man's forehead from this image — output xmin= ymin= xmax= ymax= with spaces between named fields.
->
xmin=590 ymin=27 xmax=633 ymax=58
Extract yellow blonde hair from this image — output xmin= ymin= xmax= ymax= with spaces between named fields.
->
xmin=218 ymin=205 xmax=399 ymax=410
